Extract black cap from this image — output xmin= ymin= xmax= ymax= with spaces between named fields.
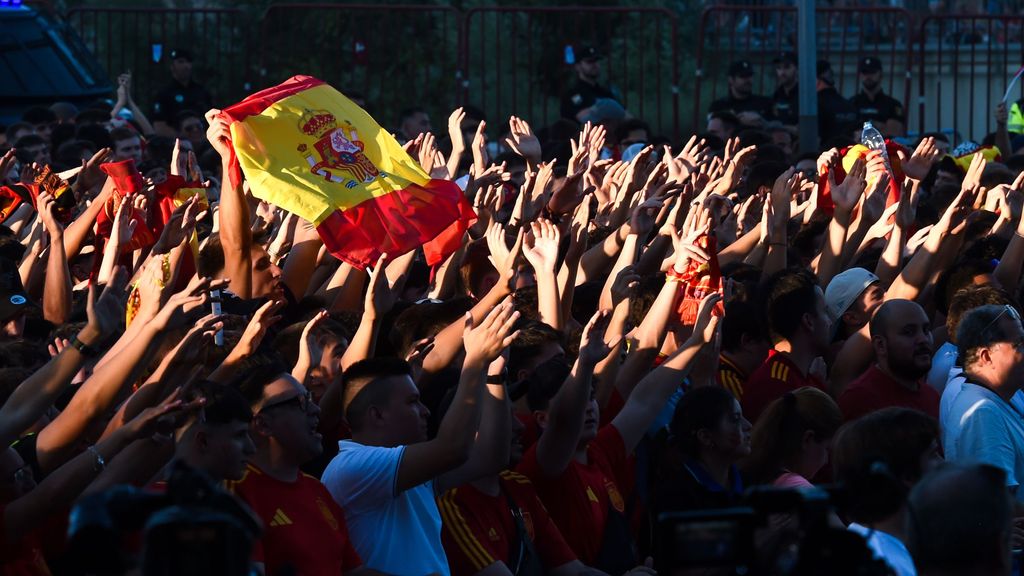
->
xmin=728 ymin=60 xmax=754 ymax=78
xmin=859 ymin=56 xmax=882 ymax=74
xmin=169 ymin=48 xmax=193 ymax=62
xmin=0 ymin=257 xmax=34 ymax=323
xmin=773 ymin=52 xmax=797 ymax=66
xmin=575 ymin=45 xmax=603 ymax=62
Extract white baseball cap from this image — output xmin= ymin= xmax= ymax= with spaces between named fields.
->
xmin=825 ymin=268 xmax=879 ymax=327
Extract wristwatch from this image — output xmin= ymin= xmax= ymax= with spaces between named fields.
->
xmin=70 ymin=336 xmax=99 ymax=357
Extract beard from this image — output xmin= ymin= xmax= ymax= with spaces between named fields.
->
xmin=888 ymin=352 xmax=932 ymax=382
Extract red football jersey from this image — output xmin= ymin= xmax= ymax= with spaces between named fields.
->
xmin=227 ymin=464 xmax=361 ymax=576
xmin=438 ymin=471 xmax=577 ymax=575
xmin=515 ymin=424 xmax=633 ymax=566
xmin=741 ymin=350 xmax=824 ymax=423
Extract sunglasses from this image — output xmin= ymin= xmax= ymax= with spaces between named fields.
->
xmin=980 ymin=305 xmax=1024 ymax=351
xmin=260 ymin=389 xmax=314 ymax=414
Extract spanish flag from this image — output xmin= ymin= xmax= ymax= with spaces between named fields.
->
xmin=818 ymin=140 xmax=907 ymax=216
xmin=221 ymin=75 xmax=475 ymax=268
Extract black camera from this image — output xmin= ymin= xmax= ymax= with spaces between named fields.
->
xmin=655 ymin=486 xmax=893 ymax=576
xmin=62 ymin=461 xmax=261 ymax=576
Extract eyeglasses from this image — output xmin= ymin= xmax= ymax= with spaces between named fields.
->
xmin=260 ymin=389 xmax=314 ymax=414
xmin=981 ymin=305 xmax=1022 ymax=337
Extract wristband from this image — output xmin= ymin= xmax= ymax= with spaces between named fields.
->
xmin=86 ymin=446 xmax=106 ymax=472
xmin=70 ymin=336 xmax=99 ymax=357
xmin=486 ymin=370 xmax=507 ymax=385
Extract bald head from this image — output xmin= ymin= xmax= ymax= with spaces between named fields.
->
xmin=869 ymin=299 xmax=933 ymax=381
xmin=869 ymin=299 xmax=927 ymax=339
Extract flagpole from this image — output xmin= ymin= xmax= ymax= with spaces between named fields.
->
xmin=797 ymin=0 xmax=819 ymax=153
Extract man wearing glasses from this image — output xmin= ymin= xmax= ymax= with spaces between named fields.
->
xmin=944 ymin=304 xmax=1024 ymax=503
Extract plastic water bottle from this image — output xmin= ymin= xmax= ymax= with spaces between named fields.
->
xmin=861 ymin=121 xmax=891 ymax=171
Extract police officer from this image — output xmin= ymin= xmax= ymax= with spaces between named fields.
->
xmin=850 ymin=56 xmax=906 ymax=136
xmin=152 ymin=48 xmax=212 ymax=137
xmin=560 ymin=46 xmax=625 ymax=124
xmin=817 ymin=60 xmax=859 ymax=144
xmin=772 ymin=52 xmax=799 ymax=129
xmin=708 ymin=60 xmax=774 ymax=129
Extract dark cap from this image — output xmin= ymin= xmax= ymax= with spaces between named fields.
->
xmin=728 ymin=60 xmax=755 ymax=78
xmin=575 ymin=45 xmax=603 ymax=62
xmin=169 ymin=48 xmax=193 ymax=62
xmin=859 ymin=56 xmax=882 ymax=74
xmin=0 ymin=257 xmax=34 ymax=323
xmin=773 ymin=52 xmax=797 ymax=66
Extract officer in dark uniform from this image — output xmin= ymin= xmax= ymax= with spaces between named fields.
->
xmin=772 ymin=52 xmax=799 ymax=128
xmin=816 ymin=60 xmax=859 ymax=144
xmin=708 ymin=60 xmax=774 ymax=128
xmin=152 ymin=48 xmax=212 ymax=136
xmin=560 ymin=46 xmax=624 ymax=124
xmin=850 ymin=56 xmax=906 ymax=136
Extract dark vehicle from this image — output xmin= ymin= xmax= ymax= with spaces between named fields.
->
xmin=0 ymin=1 xmax=112 ymax=124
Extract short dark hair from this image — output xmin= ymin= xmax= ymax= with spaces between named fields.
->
xmin=762 ymin=268 xmax=821 ymax=342
xmin=946 ymin=285 xmax=1016 ymax=344
xmin=906 ymin=463 xmax=1012 ymax=574
xmin=343 ymin=358 xmax=413 ymax=431
xmin=670 ymin=386 xmax=737 ymax=458
xmin=5 ymin=122 xmax=32 ymax=142
xmin=109 ymin=126 xmax=139 ymax=145
xmin=399 ymin=107 xmax=427 ymax=123
xmin=508 ymin=321 xmax=563 ymax=381
xmin=721 ymin=299 xmax=765 ymax=353
xmin=232 ymin=355 xmax=291 ymax=407
xmin=708 ymin=111 xmax=739 ymax=131
xmin=524 ymin=355 xmax=573 ymax=412
xmin=831 ymin=407 xmax=940 ymax=523
xmin=745 ymin=161 xmax=790 ymax=197
xmin=936 ymin=258 xmax=996 ymax=315
xmin=390 ymin=298 xmax=474 ymax=357
xmin=186 ymin=381 xmax=253 ymax=426
xmin=957 ymin=304 xmax=1019 ymax=369
xmin=174 ymin=110 xmax=204 ymax=131
xmin=197 ymin=235 xmax=226 ymax=278
xmin=613 ymin=119 xmax=650 ymax=144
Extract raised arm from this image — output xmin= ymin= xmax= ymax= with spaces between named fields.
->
xmin=534 ymin=310 xmax=616 ymax=478
xmin=0 ymin=273 xmax=125 ymax=448
xmin=813 ymin=153 xmax=865 ymax=286
xmin=206 ymin=109 xmax=253 ymax=298
xmin=37 ymin=191 xmax=72 ymax=325
xmin=611 ymin=293 xmax=722 ymax=453
xmin=523 ymin=219 xmax=563 ymax=330
xmin=398 ymin=300 xmax=519 ymax=494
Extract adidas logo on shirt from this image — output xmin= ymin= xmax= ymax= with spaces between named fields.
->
xmin=269 ymin=508 xmax=293 ymax=527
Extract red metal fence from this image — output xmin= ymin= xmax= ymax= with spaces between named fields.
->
xmin=462 ymin=6 xmax=679 ymax=141
xmin=65 ymin=7 xmax=248 ymax=114
xmin=694 ymin=6 xmax=914 ymax=134
xmin=54 ymin=4 xmax=1024 ymax=145
xmin=917 ymin=15 xmax=1024 ymax=143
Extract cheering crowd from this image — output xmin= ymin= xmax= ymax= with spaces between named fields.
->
xmin=4 ymin=43 xmax=1024 ymax=576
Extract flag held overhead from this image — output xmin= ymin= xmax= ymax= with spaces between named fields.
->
xmin=221 ymin=75 xmax=475 ymax=269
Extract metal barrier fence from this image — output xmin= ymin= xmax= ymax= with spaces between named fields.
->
xmin=462 ymin=6 xmax=680 ymax=141
xmin=918 ymin=15 xmax=1024 ymax=143
xmin=258 ymin=3 xmax=462 ymax=132
xmin=695 ymin=6 xmax=914 ymax=135
xmin=65 ymin=7 xmax=248 ymax=115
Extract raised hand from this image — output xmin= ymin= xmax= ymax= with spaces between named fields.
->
xmin=961 ymin=151 xmax=987 ymax=194
xmin=154 ymin=194 xmax=206 ymax=254
xmin=447 ymin=107 xmax=467 ymax=158
xmin=294 ymin=310 xmax=329 ymax=382
xmin=86 ymin=266 xmax=129 ymax=340
xmin=898 ymin=136 xmax=941 ymax=182
xmin=610 ymin=264 xmax=641 ymax=306
xmin=365 ymin=253 xmax=402 ymax=318
xmin=463 ymin=298 xmax=520 ymax=366
xmin=577 ymin=309 xmax=618 ymax=367
xmin=153 ymin=276 xmax=230 ymax=331
xmin=122 ymin=387 xmax=206 ymax=441
xmin=232 ymin=299 xmax=285 ymax=360
xmin=690 ymin=292 xmax=724 ymax=344
xmin=37 ymin=191 xmax=63 ymax=238
xmin=505 ymin=116 xmax=541 ymax=165
xmin=523 ymin=219 xmax=561 ymax=273
xmin=860 ymin=170 xmax=890 ymax=226
xmin=471 ymin=120 xmax=488 ymax=174
xmin=77 ymin=147 xmax=112 ymax=192
xmin=829 ymin=156 xmax=867 ymax=215
xmin=204 ymin=109 xmax=233 ymax=159
xmin=404 ymin=337 xmax=435 ymax=384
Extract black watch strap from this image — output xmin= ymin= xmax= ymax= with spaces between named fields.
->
xmin=70 ymin=336 xmax=99 ymax=357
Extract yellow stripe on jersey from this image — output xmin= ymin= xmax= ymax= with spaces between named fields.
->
xmin=438 ymin=491 xmax=494 ymax=570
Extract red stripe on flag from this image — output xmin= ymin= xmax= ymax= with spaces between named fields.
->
xmin=316 ymin=179 xmax=476 ymax=269
xmin=221 ymin=75 xmax=326 ymax=123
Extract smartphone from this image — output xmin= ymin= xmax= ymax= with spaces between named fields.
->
xmin=210 ymin=289 xmax=223 ymax=346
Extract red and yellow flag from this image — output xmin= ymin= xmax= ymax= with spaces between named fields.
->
xmin=222 ymin=75 xmax=475 ymax=268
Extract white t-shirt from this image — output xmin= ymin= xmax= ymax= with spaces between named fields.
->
xmin=321 ymin=440 xmax=449 ymax=576
xmin=943 ymin=382 xmax=1024 ymax=501
xmin=848 ymin=523 xmax=916 ymax=576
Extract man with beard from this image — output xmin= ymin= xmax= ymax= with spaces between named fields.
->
xmin=838 ymin=300 xmax=939 ymax=421
xmin=851 ymin=57 xmax=905 ymax=137
xmin=771 ymin=52 xmax=799 ymax=129
xmin=560 ymin=46 xmax=625 ymax=125
xmin=708 ymin=60 xmax=774 ymax=129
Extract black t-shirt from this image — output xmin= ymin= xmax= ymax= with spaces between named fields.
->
xmin=772 ymin=84 xmax=799 ymax=126
xmin=851 ymin=90 xmax=905 ymax=126
xmin=707 ymin=93 xmax=775 ymax=121
xmin=152 ymin=80 xmax=213 ymax=124
xmin=817 ymin=87 xmax=859 ymax=141
xmin=561 ymin=80 xmax=618 ymax=120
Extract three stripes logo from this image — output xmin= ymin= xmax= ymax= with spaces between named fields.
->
xmin=269 ymin=508 xmax=293 ymax=527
